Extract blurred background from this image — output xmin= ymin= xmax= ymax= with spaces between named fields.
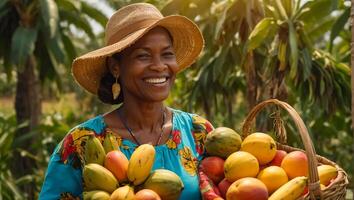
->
xmin=0 ymin=0 xmax=352 ymax=199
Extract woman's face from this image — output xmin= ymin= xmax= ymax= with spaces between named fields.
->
xmin=116 ymin=27 xmax=178 ymax=103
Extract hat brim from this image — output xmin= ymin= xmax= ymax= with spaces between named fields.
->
xmin=72 ymin=15 xmax=204 ymax=95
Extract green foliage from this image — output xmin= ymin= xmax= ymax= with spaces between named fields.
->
xmin=292 ymin=50 xmax=350 ymax=113
xmin=0 ymin=107 xmax=89 ymax=199
xmin=0 ymin=0 xmax=108 ymax=90
xmin=247 ymin=18 xmax=277 ymax=51
xmin=0 ymin=114 xmax=26 ymax=200
xmin=0 ymin=71 xmax=16 ymax=96
xmin=10 ymin=27 xmax=37 ymax=71
xmin=329 ymin=7 xmax=350 ymax=51
xmin=160 ymin=0 xmax=352 ymax=191
xmin=40 ymin=0 xmax=59 ymax=38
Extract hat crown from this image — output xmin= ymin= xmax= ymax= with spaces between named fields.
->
xmin=105 ymin=3 xmax=163 ymax=45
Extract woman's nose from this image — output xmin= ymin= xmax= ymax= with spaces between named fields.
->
xmin=150 ymin=57 xmax=167 ymax=71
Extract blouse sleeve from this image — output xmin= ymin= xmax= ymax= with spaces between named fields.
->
xmin=191 ymin=115 xmax=224 ymax=200
xmin=190 ymin=114 xmax=214 ymax=161
xmin=39 ymin=128 xmax=95 ymax=200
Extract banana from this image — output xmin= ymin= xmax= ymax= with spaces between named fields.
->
xmin=84 ymin=135 xmax=106 ymax=165
xmin=269 ymin=176 xmax=308 ymax=200
xmin=83 ymin=163 xmax=118 ymax=193
xmin=83 ymin=190 xmax=110 ymax=200
xmin=103 ymin=132 xmax=120 ymax=153
xmin=127 ymin=144 xmax=156 ymax=185
xmin=318 ymin=165 xmax=338 ymax=186
xmin=111 ymin=185 xmax=135 ymax=200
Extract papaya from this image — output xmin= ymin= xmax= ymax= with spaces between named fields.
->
xmin=84 ymin=135 xmax=106 ymax=165
xmin=83 ymin=163 xmax=118 ymax=193
xmin=205 ymin=127 xmax=242 ymax=159
xmin=143 ymin=169 xmax=184 ymax=200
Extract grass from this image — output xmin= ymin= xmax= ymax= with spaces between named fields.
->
xmin=0 ymin=93 xmax=80 ymax=116
xmin=0 ymin=96 xmax=13 ymax=115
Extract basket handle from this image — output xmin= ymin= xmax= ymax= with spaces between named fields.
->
xmin=242 ymin=99 xmax=322 ymax=200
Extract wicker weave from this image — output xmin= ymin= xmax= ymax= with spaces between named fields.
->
xmin=242 ymin=99 xmax=348 ymax=200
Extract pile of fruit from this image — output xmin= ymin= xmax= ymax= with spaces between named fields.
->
xmin=200 ymin=127 xmax=338 ymax=200
xmin=82 ymin=133 xmax=184 ymax=200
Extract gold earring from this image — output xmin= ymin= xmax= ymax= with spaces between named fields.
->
xmin=112 ymin=75 xmax=120 ymax=100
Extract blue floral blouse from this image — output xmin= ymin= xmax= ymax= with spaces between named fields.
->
xmin=39 ymin=108 xmax=213 ymax=200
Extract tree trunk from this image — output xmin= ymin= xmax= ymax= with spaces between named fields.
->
xmin=13 ymin=55 xmax=41 ymax=199
xmin=245 ymin=52 xmax=258 ymax=110
xmin=245 ymin=51 xmax=269 ymax=131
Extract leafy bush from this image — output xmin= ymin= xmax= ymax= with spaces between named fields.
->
xmin=0 ymin=114 xmax=25 ymax=200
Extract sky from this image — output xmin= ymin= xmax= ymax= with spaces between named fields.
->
xmin=86 ymin=0 xmax=115 ymax=33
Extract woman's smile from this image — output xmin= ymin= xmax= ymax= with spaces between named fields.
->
xmin=141 ymin=75 xmax=171 ymax=94
xmin=143 ymin=77 xmax=168 ymax=84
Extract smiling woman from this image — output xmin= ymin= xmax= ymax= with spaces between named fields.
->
xmin=97 ymin=27 xmax=178 ymax=105
xmin=107 ymin=27 xmax=179 ymax=105
xmin=39 ymin=3 xmax=215 ymax=200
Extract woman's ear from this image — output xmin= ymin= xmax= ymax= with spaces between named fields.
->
xmin=107 ymin=56 xmax=120 ymax=77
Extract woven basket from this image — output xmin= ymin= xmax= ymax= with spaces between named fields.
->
xmin=242 ymin=99 xmax=348 ymax=200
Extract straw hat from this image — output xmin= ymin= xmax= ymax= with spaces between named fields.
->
xmin=72 ymin=3 xmax=204 ymax=95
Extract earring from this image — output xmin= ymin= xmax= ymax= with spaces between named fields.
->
xmin=112 ymin=75 xmax=120 ymax=100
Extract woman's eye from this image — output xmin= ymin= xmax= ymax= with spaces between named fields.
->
xmin=137 ymin=54 xmax=150 ymax=59
xmin=163 ymin=52 xmax=175 ymax=57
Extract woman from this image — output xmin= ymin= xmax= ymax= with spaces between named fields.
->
xmin=39 ymin=3 xmax=215 ymax=200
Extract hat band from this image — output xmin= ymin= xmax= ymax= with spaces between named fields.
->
xmin=106 ymin=18 xmax=160 ymax=45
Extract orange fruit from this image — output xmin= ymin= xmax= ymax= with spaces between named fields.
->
xmin=241 ymin=132 xmax=277 ymax=165
xmin=226 ymin=177 xmax=268 ymax=200
xmin=281 ymin=151 xmax=308 ymax=179
xmin=224 ymin=151 xmax=259 ymax=182
xmin=135 ymin=189 xmax=161 ymax=200
xmin=257 ymin=166 xmax=288 ymax=193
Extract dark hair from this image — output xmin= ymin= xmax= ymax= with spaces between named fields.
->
xmin=97 ymin=54 xmax=124 ymax=105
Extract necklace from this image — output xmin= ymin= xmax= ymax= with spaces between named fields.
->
xmin=117 ymin=108 xmax=166 ymax=146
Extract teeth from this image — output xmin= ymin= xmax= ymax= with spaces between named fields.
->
xmin=144 ymin=77 xmax=167 ymax=84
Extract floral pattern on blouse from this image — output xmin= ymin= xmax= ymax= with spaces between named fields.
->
xmin=179 ymin=146 xmax=198 ymax=176
xmin=59 ymin=192 xmax=80 ymax=200
xmin=59 ymin=128 xmax=94 ymax=168
xmin=191 ymin=115 xmax=214 ymax=155
xmin=104 ymin=128 xmax=130 ymax=150
xmin=40 ymin=111 xmax=214 ymax=200
xmin=166 ymin=129 xmax=181 ymax=149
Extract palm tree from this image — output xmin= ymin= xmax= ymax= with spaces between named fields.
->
xmin=160 ymin=0 xmax=350 ymax=126
xmin=161 ymin=0 xmax=263 ymax=125
xmin=0 ymin=0 xmax=107 ymax=198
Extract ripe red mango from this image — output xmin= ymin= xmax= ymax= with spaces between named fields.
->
xmin=104 ymin=150 xmax=129 ymax=182
xmin=281 ymin=151 xmax=308 ymax=179
xmin=226 ymin=177 xmax=268 ymax=200
xmin=200 ymin=156 xmax=225 ymax=184
xmin=269 ymin=150 xmax=287 ymax=166
xmin=218 ymin=178 xmax=232 ymax=198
